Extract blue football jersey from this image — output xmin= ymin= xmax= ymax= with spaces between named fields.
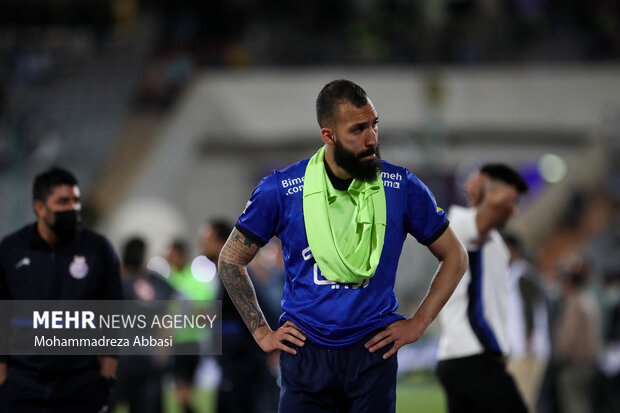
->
xmin=237 ymin=158 xmax=448 ymax=348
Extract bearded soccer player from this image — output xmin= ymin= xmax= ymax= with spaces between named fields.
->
xmin=0 ymin=167 xmax=122 ymax=412
xmin=218 ymin=79 xmax=468 ymax=412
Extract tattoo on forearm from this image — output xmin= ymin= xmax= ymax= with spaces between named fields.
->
xmin=218 ymin=229 xmax=267 ymax=334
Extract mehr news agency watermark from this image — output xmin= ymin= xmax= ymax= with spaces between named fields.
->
xmin=0 ymin=300 xmax=222 ymax=356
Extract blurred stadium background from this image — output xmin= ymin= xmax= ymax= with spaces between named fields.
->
xmin=2 ymin=0 xmax=620 ymax=412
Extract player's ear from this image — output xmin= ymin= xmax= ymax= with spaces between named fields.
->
xmin=320 ymin=128 xmax=335 ymax=146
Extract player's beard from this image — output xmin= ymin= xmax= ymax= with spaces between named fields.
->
xmin=333 ymin=140 xmax=382 ymax=182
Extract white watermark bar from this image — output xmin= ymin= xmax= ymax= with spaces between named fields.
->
xmin=0 ymin=300 xmax=222 ymax=356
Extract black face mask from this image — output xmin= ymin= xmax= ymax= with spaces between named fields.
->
xmin=50 ymin=210 xmax=81 ymax=241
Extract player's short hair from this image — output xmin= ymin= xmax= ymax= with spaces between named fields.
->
xmin=208 ymin=219 xmax=233 ymax=242
xmin=122 ymin=237 xmax=146 ymax=269
xmin=480 ymin=164 xmax=529 ymax=194
xmin=33 ymin=166 xmax=78 ymax=203
xmin=316 ymin=79 xmax=369 ymax=128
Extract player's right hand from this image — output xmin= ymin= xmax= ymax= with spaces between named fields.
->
xmin=256 ymin=320 xmax=306 ymax=355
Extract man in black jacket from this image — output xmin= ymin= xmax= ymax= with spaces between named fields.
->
xmin=0 ymin=167 xmax=122 ymax=413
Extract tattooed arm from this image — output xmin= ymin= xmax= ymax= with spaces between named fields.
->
xmin=218 ymin=228 xmax=306 ymax=354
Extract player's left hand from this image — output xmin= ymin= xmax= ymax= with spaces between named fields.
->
xmin=364 ymin=318 xmax=426 ymax=359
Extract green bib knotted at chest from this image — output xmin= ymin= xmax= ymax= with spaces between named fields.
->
xmin=302 ymin=146 xmax=386 ymax=283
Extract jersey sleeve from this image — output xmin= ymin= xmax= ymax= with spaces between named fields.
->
xmin=404 ymin=170 xmax=449 ymax=245
xmin=236 ymin=172 xmax=281 ymax=246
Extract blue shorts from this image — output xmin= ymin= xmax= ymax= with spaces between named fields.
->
xmin=278 ymin=332 xmax=397 ymax=413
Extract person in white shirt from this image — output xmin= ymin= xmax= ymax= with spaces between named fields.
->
xmin=436 ymin=164 xmax=529 ymax=413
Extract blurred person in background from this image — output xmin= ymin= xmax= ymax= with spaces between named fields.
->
xmin=111 ymin=236 xmax=175 ymax=413
xmin=0 ymin=166 xmax=122 ymax=413
xmin=554 ymin=254 xmax=601 ymax=413
xmin=201 ymin=219 xmax=279 ymax=413
xmin=165 ymin=239 xmax=216 ymax=413
xmin=246 ymin=240 xmax=284 ymax=412
xmin=436 ymin=164 xmax=529 ymax=413
xmin=121 ymin=237 xmax=175 ymax=302
xmin=503 ymin=233 xmax=551 ymax=412
xmin=218 ymin=79 xmax=467 ymax=412
xmin=246 ymin=240 xmax=286 ymax=321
